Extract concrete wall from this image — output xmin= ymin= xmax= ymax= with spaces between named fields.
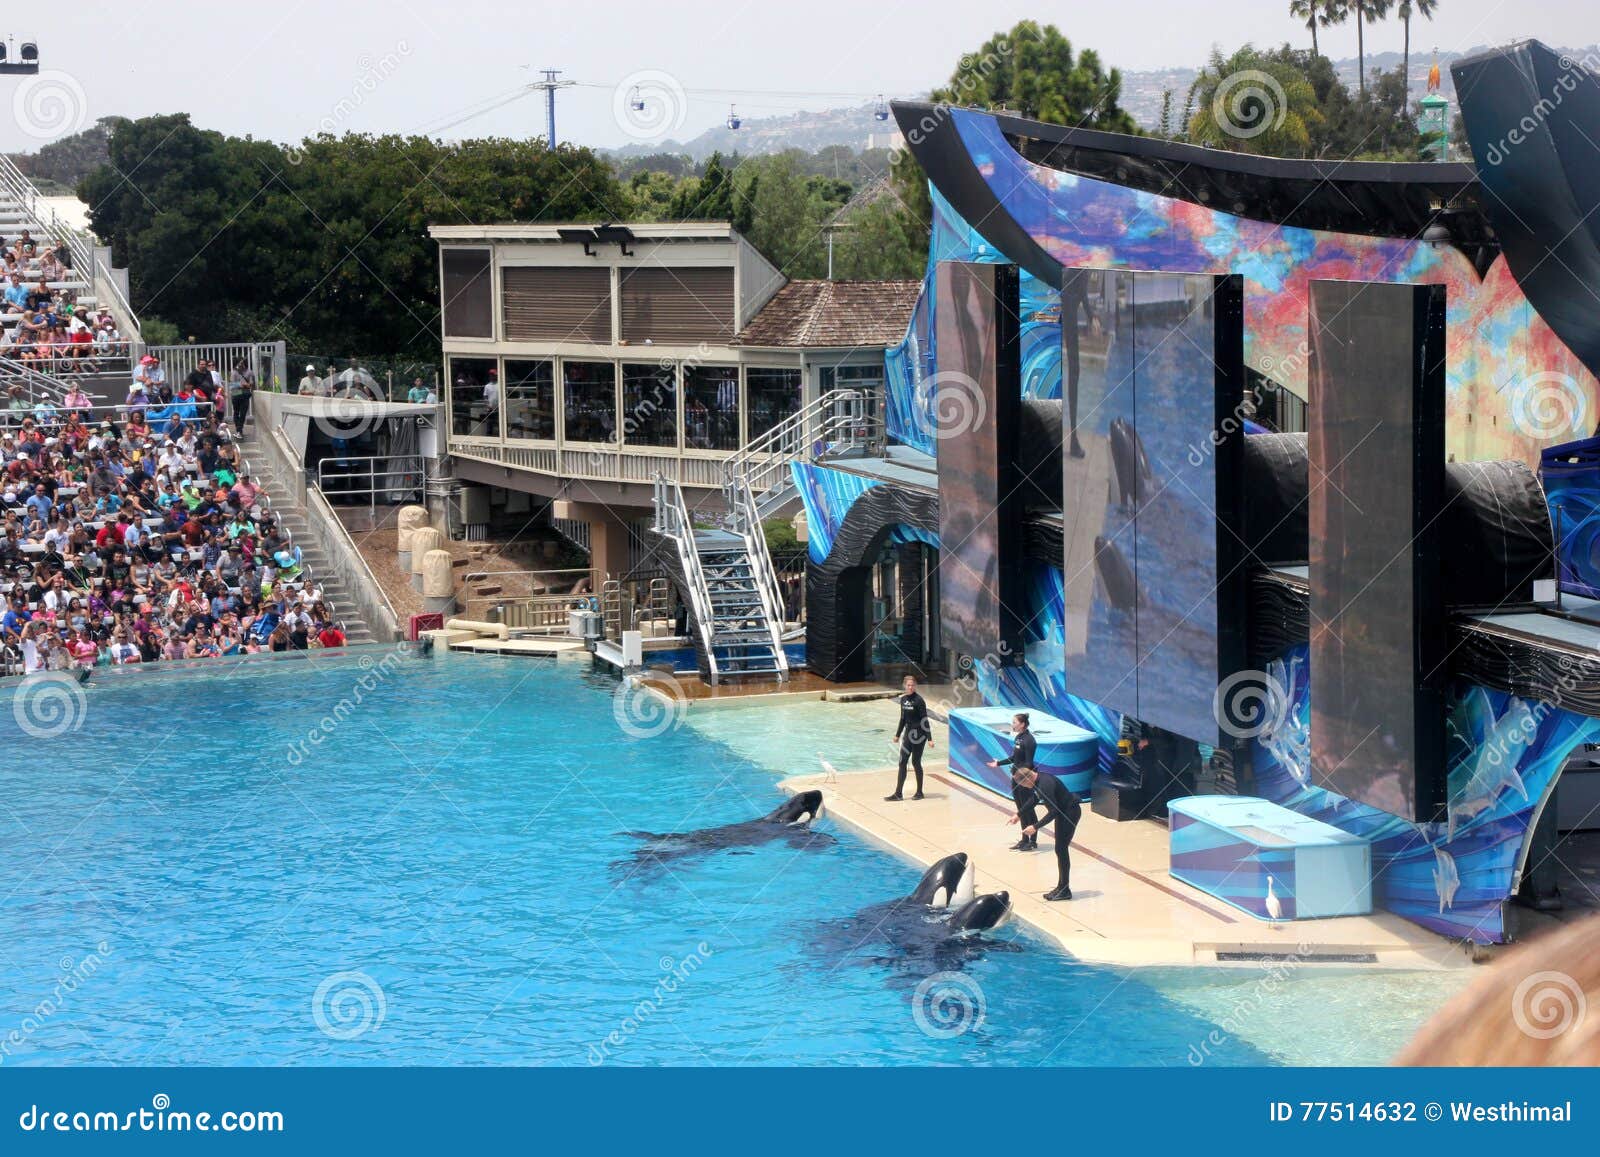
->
xmin=250 ymin=392 xmax=404 ymax=640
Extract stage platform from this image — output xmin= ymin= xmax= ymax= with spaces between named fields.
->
xmin=780 ymin=764 xmax=1472 ymax=970
xmin=818 ymin=445 xmax=938 ymax=492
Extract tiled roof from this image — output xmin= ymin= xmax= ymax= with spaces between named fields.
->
xmin=734 ymin=279 xmax=921 ymax=348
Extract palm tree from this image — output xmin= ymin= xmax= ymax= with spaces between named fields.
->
xmin=1350 ymin=0 xmax=1394 ymax=93
xmin=1186 ymin=46 xmax=1323 ymax=156
xmin=1289 ymin=0 xmax=1347 ymax=58
xmin=1397 ymin=0 xmax=1440 ymax=95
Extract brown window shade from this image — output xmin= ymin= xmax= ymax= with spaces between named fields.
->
xmin=441 ymin=248 xmax=492 ymax=338
xmin=502 ymin=267 xmax=612 ymax=343
xmin=620 ymin=267 xmax=734 ymax=344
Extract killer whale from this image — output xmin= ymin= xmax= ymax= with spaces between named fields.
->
xmin=808 ymin=852 xmax=1017 ymax=972
xmin=1093 ymin=535 xmax=1141 ymax=611
xmin=1109 ymin=417 xmax=1151 ymax=510
xmin=613 ymin=789 xmax=834 ymax=875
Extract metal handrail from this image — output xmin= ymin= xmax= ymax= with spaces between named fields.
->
xmin=0 ymin=356 xmax=73 ymax=403
xmin=653 ymin=473 xmax=720 ymax=680
xmin=0 ymin=153 xmax=94 ymax=274
xmin=726 ymin=472 xmax=790 ymax=677
xmin=314 ymin=454 xmax=426 ymax=509
xmin=720 ymin=388 xmax=883 ymax=495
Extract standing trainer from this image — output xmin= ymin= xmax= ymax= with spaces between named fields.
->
xmin=1008 ymin=766 xmax=1082 ymax=901
xmin=986 ymin=713 xmax=1038 ymax=851
xmin=888 ymin=674 xmax=933 ymax=801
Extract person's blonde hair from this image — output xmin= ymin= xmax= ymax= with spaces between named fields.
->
xmin=1396 ymin=915 xmax=1600 ymax=1065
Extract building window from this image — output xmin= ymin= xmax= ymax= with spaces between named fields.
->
xmin=505 ymin=359 xmax=555 ymax=441
xmin=683 ymin=365 xmax=740 ymax=451
xmin=563 ymin=360 xmax=618 ymax=444
xmin=621 ymin=363 xmax=677 ymax=448
xmin=448 ymin=357 xmax=500 ymax=438
xmin=441 ymin=248 xmax=493 ymax=338
xmin=746 ymin=367 xmax=802 ymax=442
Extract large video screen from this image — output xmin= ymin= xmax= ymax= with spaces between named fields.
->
xmin=935 ymin=261 xmax=1024 ymax=666
xmin=1061 ymin=270 xmax=1246 ymax=744
xmin=1308 ymin=280 xmax=1447 ymax=822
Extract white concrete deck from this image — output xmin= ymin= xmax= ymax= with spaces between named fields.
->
xmin=782 ymin=763 xmax=1476 ymax=971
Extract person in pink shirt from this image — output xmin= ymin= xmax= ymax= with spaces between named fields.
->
xmin=69 ymin=628 xmax=98 ymax=667
xmin=230 ymin=473 xmax=262 ymax=510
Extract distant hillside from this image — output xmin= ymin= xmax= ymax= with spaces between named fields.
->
xmin=607 ymin=102 xmax=904 ymax=161
xmin=4 ymin=117 xmax=124 ymax=193
xmin=608 ymin=43 xmax=1600 ymax=158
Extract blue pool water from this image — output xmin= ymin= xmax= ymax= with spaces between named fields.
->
xmin=2 ymin=650 xmax=1310 ymax=1065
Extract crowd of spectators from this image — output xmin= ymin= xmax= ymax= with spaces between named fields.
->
xmin=0 ymin=230 xmax=129 ymax=372
xmin=0 ymin=361 xmax=348 ymax=676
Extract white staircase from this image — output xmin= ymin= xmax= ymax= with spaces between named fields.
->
xmin=0 ymin=153 xmax=142 ymax=381
xmin=653 ymin=476 xmax=789 ymax=682
xmin=648 ymin=389 xmax=882 ymax=683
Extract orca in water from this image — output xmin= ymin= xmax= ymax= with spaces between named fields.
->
xmin=1109 ymin=417 xmax=1151 ymax=510
xmin=807 ymin=852 xmax=1017 ymax=972
xmin=1093 ymin=535 xmax=1141 ymax=611
xmin=613 ymin=789 xmax=835 ymax=875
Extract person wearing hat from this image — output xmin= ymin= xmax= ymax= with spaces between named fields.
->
xmin=136 ymin=354 xmax=165 ymax=394
xmin=298 ymin=364 xmax=322 ymax=396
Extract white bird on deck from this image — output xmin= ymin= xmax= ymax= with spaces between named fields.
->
xmin=818 ymin=753 xmax=840 ymax=784
xmin=1264 ymin=875 xmax=1284 ymax=924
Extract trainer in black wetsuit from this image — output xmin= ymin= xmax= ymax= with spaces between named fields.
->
xmin=889 ymin=675 xmax=932 ymax=801
xmin=1011 ymin=766 xmax=1082 ymax=901
xmin=986 ymin=713 xmax=1039 ymax=851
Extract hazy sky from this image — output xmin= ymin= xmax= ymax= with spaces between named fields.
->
xmin=3 ymin=0 xmax=1595 ymax=153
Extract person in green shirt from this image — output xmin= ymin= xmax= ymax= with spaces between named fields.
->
xmin=406 ymin=377 xmax=430 ymax=404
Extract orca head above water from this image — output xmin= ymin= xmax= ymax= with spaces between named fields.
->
xmin=909 ymin=852 xmax=976 ymax=909
xmin=766 ymin=790 xmax=824 ymax=826
xmin=947 ymin=891 xmax=1011 ymax=933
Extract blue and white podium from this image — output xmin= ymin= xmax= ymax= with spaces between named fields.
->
xmin=1168 ymin=796 xmax=1372 ymax=921
xmin=946 ymin=707 xmax=1099 ymax=798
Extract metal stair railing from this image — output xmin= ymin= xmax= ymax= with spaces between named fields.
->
xmin=653 ymin=473 xmax=721 ymax=682
xmin=0 ymin=356 xmax=73 ymax=403
xmin=720 ymin=388 xmax=880 ymax=496
xmin=0 ymin=154 xmax=95 ymax=276
xmin=724 ymin=472 xmax=789 ymax=679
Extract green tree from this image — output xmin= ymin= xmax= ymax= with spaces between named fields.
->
xmin=80 ymin=115 xmax=625 ymax=358
xmin=1185 ymin=47 xmax=1324 ymax=155
xmin=890 ymin=21 xmax=1138 ymax=242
